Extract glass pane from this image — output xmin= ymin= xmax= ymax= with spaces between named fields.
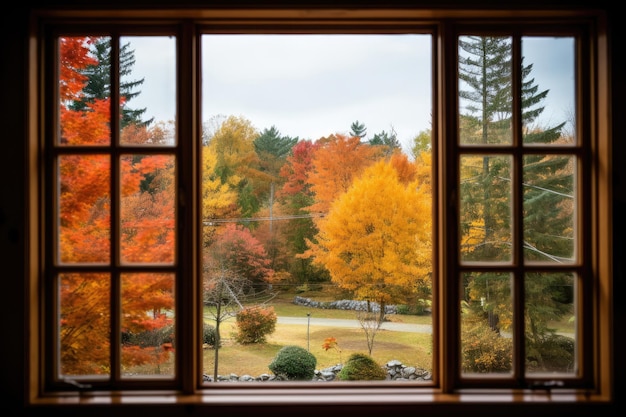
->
xmin=522 ymin=37 xmax=575 ymax=145
xmin=461 ymin=272 xmax=513 ymax=375
xmin=59 ymin=273 xmax=110 ymax=377
xmin=201 ymin=34 xmax=434 ymax=383
xmin=120 ymin=154 xmax=176 ymax=264
xmin=525 ymin=273 xmax=577 ymax=375
xmin=120 ymin=36 xmax=176 ymax=146
xmin=58 ymin=154 xmax=110 ymax=264
xmin=121 ymin=273 xmax=176 ymax=378
xmin=523 ymin=154 xmax=576 ymax=263
xmin=459 ymin=155 xmax=513 ymax=263
xmin=458 ymin=36 xmax=512 ymax=145
xmin=58 ymin=36 xmax=111 ymax=146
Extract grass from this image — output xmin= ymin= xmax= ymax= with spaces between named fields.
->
xmin=203 ymin=320 xmax=432 ymax=378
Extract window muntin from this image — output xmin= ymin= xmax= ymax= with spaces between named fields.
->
xmin=34 ymin=8 xmax=595 ymax=400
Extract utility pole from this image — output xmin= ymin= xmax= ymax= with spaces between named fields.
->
xmin=269 ymin=182 xmax=274 ymax=234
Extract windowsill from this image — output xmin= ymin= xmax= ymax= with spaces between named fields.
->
xmin=30 ymin=387 xmax=611 ymax=406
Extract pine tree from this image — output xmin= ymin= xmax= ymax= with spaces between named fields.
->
xmin=69 ymin=37 xmax=152 ymax=128
xmin=368 ymin=126 xmax=401 ymax=156
xmin=254 ymin=126 xmax=298 ymax=159
xmin=349 ymin=120 xmax=367 ymax=138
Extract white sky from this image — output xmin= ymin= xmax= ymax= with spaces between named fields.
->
xmin=122 ymin=35 xmax=574 ymax=152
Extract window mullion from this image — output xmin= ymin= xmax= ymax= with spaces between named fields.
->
xmin=110 ymin=34 xmax=122 ymax=384
xmin=177 ymin=20 xmax=199 ymax=393
xmin=439 ymin=21 xmax=460 ymax=393
xmin=510 ymin=33 xmax=526 ymax=385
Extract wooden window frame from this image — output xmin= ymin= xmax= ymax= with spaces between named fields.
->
xmin=27 ymin=5 xmax=613 ymax=413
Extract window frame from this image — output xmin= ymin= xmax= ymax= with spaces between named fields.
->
xmin=27 ymin=5 xmax=613 ymax=409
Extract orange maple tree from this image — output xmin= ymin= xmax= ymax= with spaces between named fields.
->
xmin=306 ymin=134 xmax=382 ymax=215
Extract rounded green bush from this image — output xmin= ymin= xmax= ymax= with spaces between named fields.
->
xmin=337 ymin=353 xmax=387 ymax=381
xmin=268 ymin=345 xmax=317 ymax=381
xmin=203 ymin=323 xmax=219 ymax=347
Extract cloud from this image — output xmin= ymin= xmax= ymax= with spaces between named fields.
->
xmin=201 ymin=34 xmax=432 ymax=145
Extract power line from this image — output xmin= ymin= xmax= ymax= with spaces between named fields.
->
xmin=203 ymin=212 xmax=325 ymax=226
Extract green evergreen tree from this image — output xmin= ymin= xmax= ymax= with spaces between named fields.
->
xmin=250 ymin=126 xmax=298 ymax=219
xmin=254 ymin=126 xmax=298 ymax=159
xmin=458 ymin=36 xmax=574 ymax=372
xmin=69 ymin=37 xmax=152 ymax=128
xmin=368 ymin=127 xmax=401 ymax=156
xmin=349 ymin=120 xmax=367 ymax=138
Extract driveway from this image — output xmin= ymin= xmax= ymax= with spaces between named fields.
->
xmin=276 ymin=316 xmax=432 ymax=334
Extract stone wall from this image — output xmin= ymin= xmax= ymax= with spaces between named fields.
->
xmin=203 ymin=360 xmax=432 ymax=382
xmin=293 ymin=296 xmax=398 ymax=314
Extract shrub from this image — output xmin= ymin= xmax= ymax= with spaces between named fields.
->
xmin=295 ymin=283 xmax=310 ymax=293
xmin=234 ymin=305 xmax=277 ymax=344
xmin=526 ymin=333 xmax=574 ymax=372
xmin=268 ymin=345 xmax=317 ymax=381
xmin=395 ymin=304 xmax=411 ymax=315
xmin=122 ymin=323 xmax=175 ymax=348
xmin=202 ymin=323 xmax=219 ymax=348
xmin=337 ymin=353 xmax=387 ymax=381
xmin=461 ymin=319 xmax=512 ymax=373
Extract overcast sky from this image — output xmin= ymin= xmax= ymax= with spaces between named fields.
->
xmin=122 ymin=34 xmax=574 ymax=152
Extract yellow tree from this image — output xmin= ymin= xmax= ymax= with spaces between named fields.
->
xmin=310 ymin=158 xmax=432 ymax=322
xmin=207 ymin=115 xmax=263 ymax=217
xmin=201 ymin=144 xmax=240 ymax=246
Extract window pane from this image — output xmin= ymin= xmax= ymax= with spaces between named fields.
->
xmin=120 ymin=36 xmax=176 ymax=146
xmin=459 ymin=155 xmax=513 ymax=263
xmin=461 ymin=272 xmax=513 ymax=375
xmin=58 ymin=154 xmax=111 ymax=264
xmin=458 ymin=36 xmax=512 ymax=146
xmin=120 ymin=154 xmax=176 ymax=264
xmin=523 ymin=154 xmax=576 ymax=263
xmin=59 ymin=273 xmax=110 ymax=377
xmin=201 ymin=34 xmax=434 ymax=382
xmin=525 ymin=272 xmax=577 ymax=375
xmin=121 ymin=273 xmax=176 ymax=378
xmin=58 ymin=37 xmax=111 ymax=146
xmin=522 ymin=37 xmax=575 ymax=145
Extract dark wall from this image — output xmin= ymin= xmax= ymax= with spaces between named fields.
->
xmin=1 ymin=1 xmax=622 ymax=416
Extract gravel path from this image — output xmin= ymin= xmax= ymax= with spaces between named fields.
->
xmin=276 ymin=316 xmax=432 ymax=334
